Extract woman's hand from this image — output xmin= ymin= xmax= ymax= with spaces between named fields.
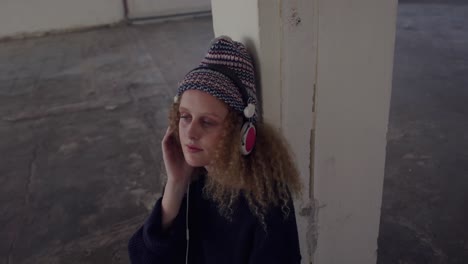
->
xmin=161 ymin=127 xmax=193 ymax=230
xmin=161 ymin=127 xmax=193 ymax=186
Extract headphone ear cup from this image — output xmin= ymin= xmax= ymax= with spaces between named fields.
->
xmin=240 ymin=122 xmax=256 ymax=155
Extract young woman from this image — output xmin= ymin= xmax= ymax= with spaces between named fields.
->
xmin=128 ymin=36 xmax=302 ymax=264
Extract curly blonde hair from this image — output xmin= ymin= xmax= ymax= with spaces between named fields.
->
xmin=168 ymin=100 xmax=302 ymax=226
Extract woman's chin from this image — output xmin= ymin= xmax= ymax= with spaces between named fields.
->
xmin=184 ymin=156 xmax=208 ymax=167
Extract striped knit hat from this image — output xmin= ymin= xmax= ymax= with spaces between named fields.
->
xmin=176 ymin=36 xmax=258 ymax=123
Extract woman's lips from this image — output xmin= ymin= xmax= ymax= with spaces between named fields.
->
xmin=186 ymin=144 xmax=203 ymax=153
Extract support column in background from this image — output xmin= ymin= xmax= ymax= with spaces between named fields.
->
xmin=210 ymin=0 xmax=397 ymax=263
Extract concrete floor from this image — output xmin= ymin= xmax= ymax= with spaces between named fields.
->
xmin=0 ymin=18 xmax=213 ymax=263
xmin=0 ymin=2 xmax=466 ymax=264
xmin=378 ymin=2 xmax=468 ymax=264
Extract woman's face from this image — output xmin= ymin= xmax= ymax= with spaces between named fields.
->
xmin=178 ymin=90 xmax=229 ymax=168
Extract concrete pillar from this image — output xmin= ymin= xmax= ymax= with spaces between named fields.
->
xmin=211 ymin=0 xmax=397 ymax=263
xmin=313 ymin=1 xmax=397 ymax=263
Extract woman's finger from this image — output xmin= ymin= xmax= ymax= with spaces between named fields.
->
xmin=162 ymin=127 xmax=174 ymax=145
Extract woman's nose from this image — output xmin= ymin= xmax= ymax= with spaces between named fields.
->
xmin=187 ymin=121 xmax=200 ymax=140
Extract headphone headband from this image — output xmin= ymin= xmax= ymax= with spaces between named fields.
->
xmin=191 ymin=65 xmax=251 ymax=108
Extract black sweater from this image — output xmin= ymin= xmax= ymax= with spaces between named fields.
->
xmin=128 ymin=176 xmax=301 ymax=264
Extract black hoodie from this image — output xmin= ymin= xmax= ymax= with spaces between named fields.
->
xmin=128 ymin=175 xmax=301 ymax=264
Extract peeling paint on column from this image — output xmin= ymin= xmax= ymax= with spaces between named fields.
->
xmin=309 ymin=129 xmax=315 ymax=198
xmin=289 ymin=9 xmax=302 ymax=27
xmin=299 ymin=199 xmax=319 ymax=263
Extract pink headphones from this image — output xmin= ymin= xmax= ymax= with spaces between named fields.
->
xmin=240 ymin=121 xmax=256 ymax=155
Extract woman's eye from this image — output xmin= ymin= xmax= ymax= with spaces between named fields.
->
xmin=179 ymin=114 xmax=191 ymax=121
xmin=202 ymin=119 xmax=215 ymax=127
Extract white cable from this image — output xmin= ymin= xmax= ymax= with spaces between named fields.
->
xmin=185 ymin=183 xmax=190 ymax=264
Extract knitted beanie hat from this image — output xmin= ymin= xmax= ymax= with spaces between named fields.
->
xmin=176 ymin=36 xmax=258 ymax=123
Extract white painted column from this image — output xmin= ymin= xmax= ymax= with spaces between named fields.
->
xmin=211 ymin=0 xmax=397 ymax=263
xmin=313 ymin=1 xmax=398 ymax=263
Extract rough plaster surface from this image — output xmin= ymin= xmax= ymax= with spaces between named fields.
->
xmin=279 ymin=0 xmax=317 ymax=261
xmin=313 ymin=0 xmax=397 ymax=263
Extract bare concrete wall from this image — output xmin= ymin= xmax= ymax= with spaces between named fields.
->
xmin=0 ymin=0 xmax=211 ymax=39
xmin=128 ymin=0 xmax=210 ymax=19
xmin=0 ymin=0 xmax=123 ymax=38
